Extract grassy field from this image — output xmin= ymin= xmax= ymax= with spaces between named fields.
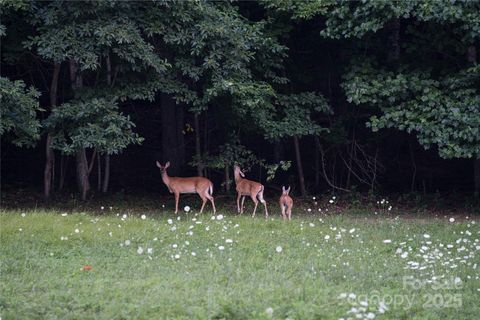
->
xmin=1 ymin=203 xmax=479 ymax=319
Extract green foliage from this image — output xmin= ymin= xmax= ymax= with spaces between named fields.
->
xmin=0 ymin=77 xmax=41 ymax=147
xmin=43 ymin=98 xmax=143 ymax=155
xmin=191 ymin=135 xmax=261 ymax=171
xmin=265 ymin=92 xmax=331 ymax=139
xmin=266 ymin=0 xmax=480 ymax=160
xmin=266 ymin=0 xmax=480 ymax=41
xmin=0 ymin=0 xmax=32 ymax=36
xmin=343 ymin=62 xmax=480 ymax=159
xmin=191 ymin=134 xmax=291 ymax=181
xmin=142 ymin=1 xmax=288 ymax=113
xmin=24 ymin=2 xmax=169 ymax=72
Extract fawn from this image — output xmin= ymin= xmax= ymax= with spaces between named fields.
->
xmin=279 ymin=186 xmax=293 ymax=220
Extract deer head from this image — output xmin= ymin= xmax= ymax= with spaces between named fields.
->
xmin=156 ymin=161 xmax=170 ymax=174
xmin=282 ymin=186 xmax=291 ymax=196
xmin=234 ymin=165 xmax=245 ymax=180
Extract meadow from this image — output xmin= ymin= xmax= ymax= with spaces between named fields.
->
xmin=1 ymin=197 xmax=479 ymax=319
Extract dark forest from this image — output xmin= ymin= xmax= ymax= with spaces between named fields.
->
xmin=1 ymin=1 xmax=479 ymax=204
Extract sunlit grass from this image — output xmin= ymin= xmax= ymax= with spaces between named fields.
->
xmin=1 ymin=208 xmax=478 ymax=319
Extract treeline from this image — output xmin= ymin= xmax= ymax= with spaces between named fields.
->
xmin=1 ymin=1 xmax=479 ymax=200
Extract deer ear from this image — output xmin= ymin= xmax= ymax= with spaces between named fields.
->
xmin=286 ymin=186 xmax=291 ymax=194
xmin=165 ymin=161 xmax=170 ymax=168
xmin=156 ymin=161 xmax=162 ymax=168
xmin=282 ymin=186 xmax=286 ymax=192
xmin=240 ymin=170 xmax=245 ymax=177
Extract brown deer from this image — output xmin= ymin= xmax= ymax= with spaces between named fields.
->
xmin=156 ymin=161 xmax=216 ymax=214
xmin=234 ymin=165 xmax=268 ymax=218
xmin=279 ymin=186 xmax=293 ymax=220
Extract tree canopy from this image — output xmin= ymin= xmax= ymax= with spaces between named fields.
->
xmin=1 ymin=0 xmax=479 ymax=197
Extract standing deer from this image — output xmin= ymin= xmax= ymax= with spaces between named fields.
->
xmin=234 ymin=165 xmax=268 ymax=218
xmin=156 ymin=161 xmax=216 ymax=214
xmin=279 ymin=186 xmax=293 ymax=220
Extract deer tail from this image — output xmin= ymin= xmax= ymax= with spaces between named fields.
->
xmin=209 ymin=183 xmax=213 ymax=196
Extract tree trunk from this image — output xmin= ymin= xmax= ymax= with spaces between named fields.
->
xmin=101 ymin=54 xmax=113 ymax=193
xmin=293 ymin=136 xmax=306 ymax=197
xmin=59 ymin=155 xmax=66 ymax=191
xmin=225 ymin=166 xmax=231 ymax=194
xmin=97 ymin=154 xmax=102 ymax=191
xmin=44 ymin=63 xmax=61 ymax=201
xmin=474 ymin=158 xmax=480 ymax=198
xmin=194 ymin=112 xmax=203 ymax=176
xmin=314 ymin=136 xmax=320 ymax=187
xmin=102 ymin=154 xmax=110 ymax=193
xmin=44 ymin=135 xmax=55 ymax=200
xmin=203 ymin=110 xmax=209 ymax=177
xmin=76 ymin=149 xmax=89 ymax=201
xmin=161 ymin=93 xmax=184 ymax=175
xmin=70 ymin=59 xmax=89 ymax=199
xmin=467 ymin=45 xmax=478 ymax=197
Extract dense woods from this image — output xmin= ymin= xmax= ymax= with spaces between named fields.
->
xmin=1 ymin=1 xmax=479 ymax=201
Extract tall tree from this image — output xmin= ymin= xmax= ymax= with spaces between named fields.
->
xmin=23 ymin=1 xmax=168 ymax=199
xmin=268 ymin=0 xmax=480 ymax=194
xmin=0 ymin=77 xmax=41 ymax=147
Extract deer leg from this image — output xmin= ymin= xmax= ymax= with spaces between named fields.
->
xmin=281 ymin=204 xmax=286 ymax=221
xmin=257 ymin=190 xmax=268 ymax=218
xmin=174 ymin=192 xmax=180 ymax=214
xmin=241 ymin=196 xmax=246 ymax=213
xmin=205 ymin=193 xmax=216 ymax=214
xmin=237 ymin=193 xmax=242 ymax=214
xmin=287 ymin=207 xmax=292 ymax=220
xmin=251 ymin=195 xmax=259 ymax=218
xmin=199 ymin=195 xmax=207 ymax=214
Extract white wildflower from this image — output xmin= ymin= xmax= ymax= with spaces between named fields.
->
xmin=265 ymin=307 xmax=274 ymax=316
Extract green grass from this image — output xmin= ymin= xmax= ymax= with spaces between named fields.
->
xmin=1 ymin=207 xmax=479 ymax=319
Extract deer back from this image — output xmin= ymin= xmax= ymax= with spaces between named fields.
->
xmin=236 ymin=178 xmax=263 ymax=195
xmin=279 ymin=193 xmax=293 ymax=207
xmin=166 ymin=176 xmax=212 ymax=193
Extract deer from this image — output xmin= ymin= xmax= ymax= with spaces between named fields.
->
xmin=279 ymin=186 xmax=293 ymax=221
xmin=156 ymin=161 xmax=216 ymax=214
xmin=234 ymin=165 xmax=268 ymax=218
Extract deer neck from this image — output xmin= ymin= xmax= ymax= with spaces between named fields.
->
xmin=161 ymin=171 xmax=171 ymax=186
xmin=234 ymin=171 xmax=242 ymax=184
